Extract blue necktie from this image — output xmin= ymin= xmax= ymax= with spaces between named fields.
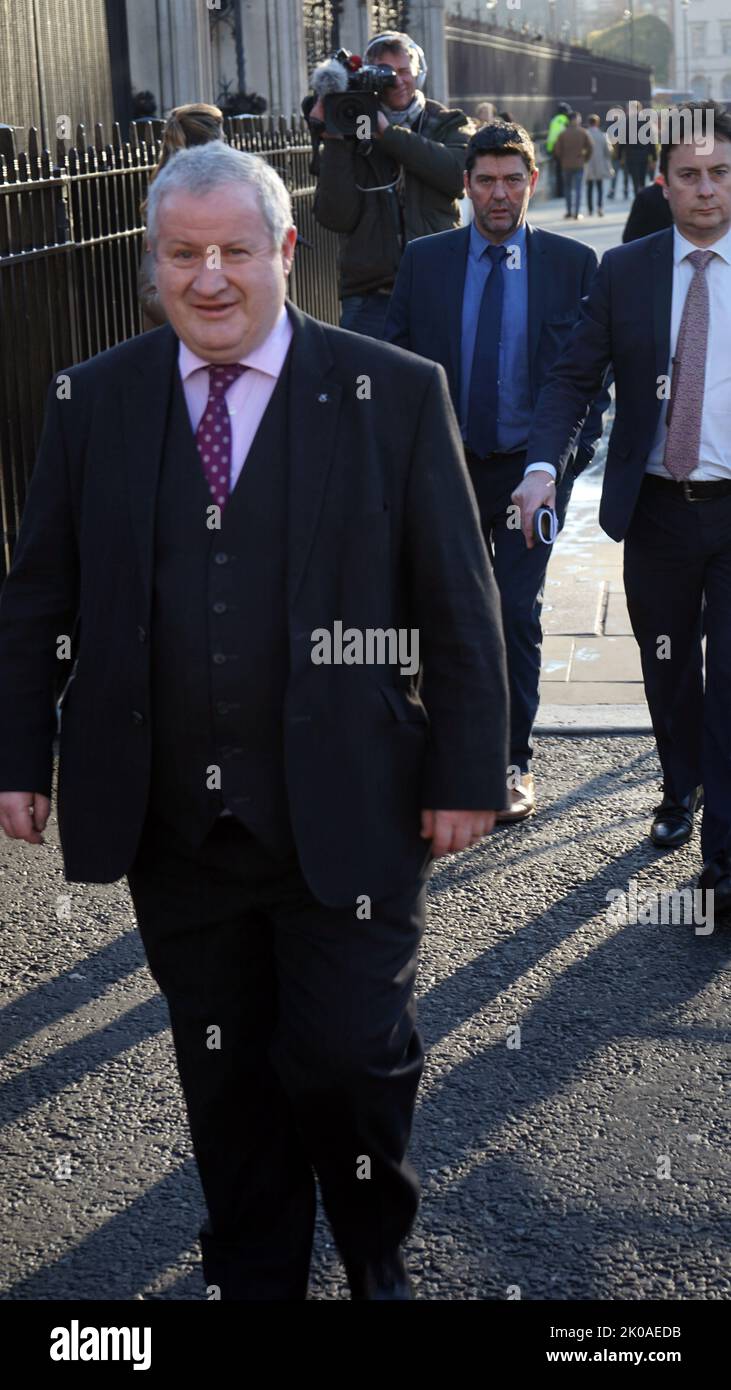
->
xmin=466 ymin=243 xmax=507 ymax=458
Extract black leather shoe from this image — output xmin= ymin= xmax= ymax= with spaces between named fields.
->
xmin=650 ymin=786 xmax=703 ymax=848
xmin=697 ymin=851 xmax=731 ymax=918
xmin=346 ymin=1249 xmax=413 ymax=1300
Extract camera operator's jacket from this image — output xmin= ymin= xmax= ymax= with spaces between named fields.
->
xmin=313 ymin=99 xmax=473 ymax=298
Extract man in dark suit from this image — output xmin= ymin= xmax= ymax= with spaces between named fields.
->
xmin=0 ymin=143 xmax=509 ymax=1299
xmin=385 ymin=121 xmax=607 ymax=823
xmin=515 ymin=101 xmax=731 ymax=913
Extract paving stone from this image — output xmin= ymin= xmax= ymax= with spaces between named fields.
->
xmin=568 ymin=636 xmax=643 ymax=683
xmin=540 ymin=636 xmax=573 ymax=681
xmin=605 ymin=591 xmax=634 ymax=636
xmin=538 ymin=682 xmax=648 ymax=706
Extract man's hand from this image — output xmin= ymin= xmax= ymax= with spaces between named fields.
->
xmin=421 ymin=809 xmax=496 ymax=857
xmin=372 ymin=111 xmax=390 ymax=138
xmin=510 ymin=470 xmax=556 ymax=550
xmin=0 ymin=791 xmax=50 ymax=845
xmin=308 ymin=96 xmax=344 ymax=139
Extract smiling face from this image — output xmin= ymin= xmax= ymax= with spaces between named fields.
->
xmin=151 ymin=182 xmax=297 ymax=361
xmin=465 ymin=152 xmax=539 ymax=242
xmin=377 ymin=46 xmax=417 ymax=111
xmin=663 ymin=136 xmax=731 ymax=244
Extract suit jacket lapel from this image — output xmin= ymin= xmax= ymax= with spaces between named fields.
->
xmin=526 ymin=223 xmax=545 ymax=401
xmin=285 ymin=304 xmax=342 ymax=608
xmin=444 ymin=225 xmax=471 ymax=404
xmin=123 ymin=323 xmax=179 ymax=618
xmin=652 ymin=228 xmax=674 ymax=383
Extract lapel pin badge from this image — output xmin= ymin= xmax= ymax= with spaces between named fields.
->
xmin=317 ymin=392 xmax=329 ymax=403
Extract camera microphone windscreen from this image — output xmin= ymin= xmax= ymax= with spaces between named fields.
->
xmin=311 ymin=58 xmax=349 ymax=98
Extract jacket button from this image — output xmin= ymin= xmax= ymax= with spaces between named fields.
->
xmin=214 ymin=552 xmax=228 ymax=565
xmin=212 ymin=652 xmax=226 ymax=665
xmin=212 ymin=601 xmax=227 ymax=614
xmin=131 ymin=709 xmax=145 ymax=725
xmin=216 ymin=701 xmax=229 ymax=715
xmin=137 ymin=625 xmax=147 ymax=643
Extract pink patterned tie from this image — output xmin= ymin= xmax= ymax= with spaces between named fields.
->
xmin=662 ymin=249 xmax=714 ymax=481
xmin=195 ymin=363 xmax=247 ymax=507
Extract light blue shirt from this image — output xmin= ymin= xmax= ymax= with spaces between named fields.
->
xmin=459 ymin=220 xmax=532 ymax=453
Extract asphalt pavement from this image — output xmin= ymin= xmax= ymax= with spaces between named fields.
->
xmin=1 ymin=735 xmax=729 ymax=1300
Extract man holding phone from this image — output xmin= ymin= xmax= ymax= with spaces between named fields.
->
xmin=385 ymin=122 xmax=608 ymax=822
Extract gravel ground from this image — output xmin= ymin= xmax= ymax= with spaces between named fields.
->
xmin=1 ymin=735 xmax=729 ymax=1301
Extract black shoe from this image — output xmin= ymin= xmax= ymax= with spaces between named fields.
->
xmin=697 ymin=850 xmax=731 ymax=918
xmin=650 ymin=786 xmax=702 ymax=848
xmin=346 ymin=1249 xmax=413 ymax=1300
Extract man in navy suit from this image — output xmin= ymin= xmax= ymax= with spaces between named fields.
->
xmin=385 ymin=122 xmax=607 ymax=823
xmin=516 ymin=101 xmax=731 ymax=914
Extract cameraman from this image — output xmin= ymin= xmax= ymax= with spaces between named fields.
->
xmin=309 ymin=32 xmax=473 ymax=338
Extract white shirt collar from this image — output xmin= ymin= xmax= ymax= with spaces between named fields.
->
xmin=673 ymin=223 xmax=731 ymax=268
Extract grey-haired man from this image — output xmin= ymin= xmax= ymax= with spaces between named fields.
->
xmin=0 ymin=143 xmax=509 ymax=1299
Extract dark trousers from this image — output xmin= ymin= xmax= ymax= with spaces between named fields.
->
xmin=627 ymin=162 xmax=648 ymax=198
xmin=340 ymin=292 xmax=392 ymax=340
xmin=564 ymin=168 xmax=584 ymax=217
xmin=126 ymin=810 xmax=428 ymax=1299
xmin=586 ymin=178 xmax=604 ymax=212
xmin=623 ymin=477 xmax=731 ymax=862
xmin=465 ymin=450 xmax=575 ymax=773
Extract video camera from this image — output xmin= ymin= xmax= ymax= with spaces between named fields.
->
xmin=307 ymin=49 xmax=398 ymax=138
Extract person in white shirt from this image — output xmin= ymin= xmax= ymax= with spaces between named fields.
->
xmin=514 ymin=100 xmax=731 ymax=916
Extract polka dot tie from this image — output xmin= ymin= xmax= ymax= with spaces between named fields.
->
xmin=662 ymin=249 xmax=714 ymax=481
xmin=195 ymin=363 xmax=247 ymax=508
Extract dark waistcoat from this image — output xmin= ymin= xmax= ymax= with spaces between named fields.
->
xmin=146 ymin=350 xmax=295 ymax=855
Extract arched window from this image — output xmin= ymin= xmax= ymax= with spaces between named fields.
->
xmin=691 ymin=74 xmax=710 ymax=99
xmin=722 ymin=74 xmax=731 ymax=100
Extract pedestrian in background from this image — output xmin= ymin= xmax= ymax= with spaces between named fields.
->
xmin=546 ymin=101 xmax=570 ymax=198
xmin=138 ymin=103 xmax=225 ymax=330
xmin=554 ymin=111 xmax=592 ymax=219
xmin=584 ymin=114 xmax=613 ymax=217
xmin=615 ymin=99 xmax=656 ymax=198
xmin=475 ymin=101 xmax=496 ymax=127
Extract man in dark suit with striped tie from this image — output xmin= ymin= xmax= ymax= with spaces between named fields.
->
xmin=516 ymin=101 xmax=731 ymax=914
xmin=0 ymin=142 xmax=509 ymax=1298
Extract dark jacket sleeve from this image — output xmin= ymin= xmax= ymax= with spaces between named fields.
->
xmin=0 ymin=379 xmax=81 ymax=794
xmin=383 ymin=242 xmax=415 ymax=348
xmin=622 ymin=194 xmax=643 ymax=244
xmin=313 ymin=140 xmax=364 ymax=234
xmin=573 ymin=247 xmax=611 ymax=472
xmin=404 ymin=363 xmax=509 ymax=810
xmin=525 ymin=252 xmax=614 ymax=481
xmin=622 ymin=185 xmax=668 ymax=243
xmin=379 ymin=108 xmax=471 ymax=200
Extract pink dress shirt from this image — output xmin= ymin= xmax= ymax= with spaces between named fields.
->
xmin=178 ymin=305 xmax=294 ymax=489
